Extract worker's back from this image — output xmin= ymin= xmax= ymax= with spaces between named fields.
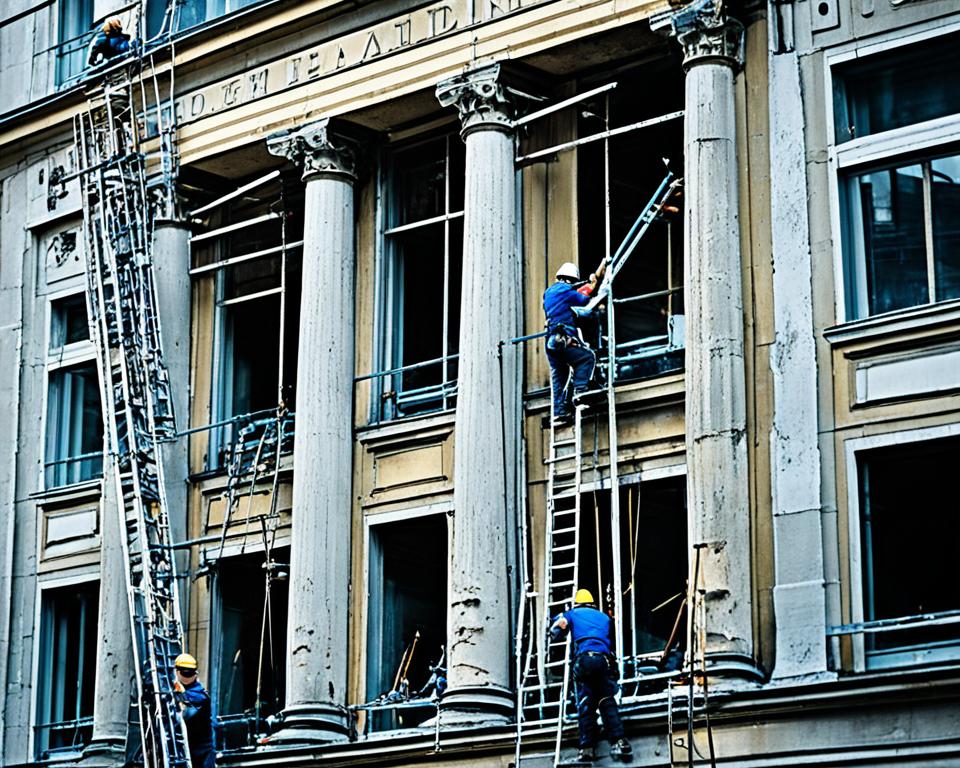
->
xmin=556 ymin=604 xmax=614 ymax=655
xmin=543 ymin=280 xmax=590 ymax=333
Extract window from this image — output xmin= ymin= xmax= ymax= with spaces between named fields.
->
xmin=365 ymin=515 xmax=448 ymax=731
xmin=201 ymin=175 xmax=302 ymax=469
xmin=212 ymin=551 xmax=288 ymax=747
xmin=855 ymin=436 xmax=960 ymax=670
xmin=56 ymin=0 xmax=94 ymax=86
xmin=377 ymin=133 xmax=464 ymax=421
xmin=834 ymin=33 xmax=960 ymax=320
xmin=46 ymin=293 xmax=101 ymax=488
xmin=35 ymin=581 xmax=98 ymax=760
xmin=50 ymin=294 xmax=89 ymax=348
xmin=145 ymin=0 xmax=265 ymax=39
xmin=575 ymin=476 xmax=688 ymax=681
xmin=576 ymin=62 xmax=685 ymax=382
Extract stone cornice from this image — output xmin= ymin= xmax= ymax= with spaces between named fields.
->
xmin=266 ymin=117 xmax=363 ymax=183
xmin=651 ymin=0 xmax=744 ymax=71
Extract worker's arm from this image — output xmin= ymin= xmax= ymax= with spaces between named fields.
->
xmin=577 ymin=257 xmax=609 ymax=297
xmin=549 ymin=613 xmax=570 ymax=642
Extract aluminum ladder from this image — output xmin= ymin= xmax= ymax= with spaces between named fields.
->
xmin=75 ymin=59 xmax=191 ymax=768
xmin=514 ymin=171 xmax=684 ymax=766
xmin=515 ymin=404 xmax=585 ymax=767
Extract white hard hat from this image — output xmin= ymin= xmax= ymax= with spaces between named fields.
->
xmin=555 ymin=262 xmax=580 ymax=281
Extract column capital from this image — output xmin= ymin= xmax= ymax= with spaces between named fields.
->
xmin=651 ymin=0 xmax=744 ymax=71
xmin=436 ymin=63 xmax=539 ymax=137
xmin=267 ymin=118 xmax=364 ymax=183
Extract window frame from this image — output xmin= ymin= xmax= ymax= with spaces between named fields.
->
xmin=843 ymin=423 xmax=960 ymax=672
xmin=826 ymin=21 xmax=960 ymax=324
xmin=373 ymin=129 xmax=464 ymax=424
xmin=361 ymin=502 xmax=452 ymax=729
xmin=30 ymin=573 xmax=99 ymax=761
xmin=43 ymin=289 xmax=102 ymax=490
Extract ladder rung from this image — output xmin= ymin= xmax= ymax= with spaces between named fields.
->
xmin=552 ymin=527 xmax=577 ymax=536
xmin=552 ymin=544 xmax=577 ymax=553
xmin=551 ymin=579 xmax=575 ymax=588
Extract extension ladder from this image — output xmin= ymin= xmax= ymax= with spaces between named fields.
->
xmin=515 ymin=405 xmax=584 ymax=766
xmin=514 ymin=170 xmax=684 ymax=766
xmin=75 ymin=60 xmax=191 ymax=768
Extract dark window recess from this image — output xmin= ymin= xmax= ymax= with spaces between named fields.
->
xmin=35 ymin=581 xmax=99 ymax=760
xmin=576 ymin=477 xmax=688 ymax=681
xmin=50 ymin=294 xmax=89 ymax=348
xmin=858 ymin=436 xmax=960 ymax=661
xmin=834 ymin=33 xmax=960 ymax=143
xmin=214 ymin=550 xmax=289 ymax=747
xmin=577 ymin=61 xmax=685 ymax=384
xmin=366 ymin=515 xmax=447 ymax=731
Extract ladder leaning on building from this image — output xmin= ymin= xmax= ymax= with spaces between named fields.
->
xmin=69 ymin=4 xmax=192 ymax=766
xmin=512 ymin=125 xmax=683 ymax=762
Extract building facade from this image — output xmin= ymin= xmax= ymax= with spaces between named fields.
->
xmin=1 ymin=0 xmax=958 ymax=764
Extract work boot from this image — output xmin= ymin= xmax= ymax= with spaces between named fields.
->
xmin=577 ymin=745 xmax=596 ymax=762
xmin=611 ymin=738 xmax=633 ymax=761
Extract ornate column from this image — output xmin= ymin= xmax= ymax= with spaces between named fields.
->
xmin=266 ymin=118 xmax=362 ymax=742
xmin=436 ymin=63 xmax=524 ymax=721
xmin=654 ymin=0 xmax=758 ymax=677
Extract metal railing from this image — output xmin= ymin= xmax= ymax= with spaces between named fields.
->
xmin=34 ymin=715 xmax=94 ymax=760
xmin=43 ymin=451 xmax=103 ymax=489
xmin=355 ymin=354 xmax=460 ymax=425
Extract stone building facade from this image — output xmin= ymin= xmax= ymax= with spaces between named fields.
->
xmin=1 ymin=0 xmax=959 ymax=765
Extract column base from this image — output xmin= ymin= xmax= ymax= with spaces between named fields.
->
xmin=265 ymin=703 xmax=350 ymax=746
xmin=703 ymin=652 xmax=765 ymax=686
xmin=76 ymin=737 xmax=126 ymax=767
xmin=435 ymin=684 xmax=514 ymax=725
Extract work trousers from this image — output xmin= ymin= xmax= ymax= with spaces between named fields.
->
xmin=545 ymin=338 xmax=596 ymax=418
xmin=572 ymin=652 xmax=624 ymax=748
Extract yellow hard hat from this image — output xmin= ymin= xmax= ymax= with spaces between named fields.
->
xmin=102 ymin=17 xmax=123 ymax=34
xmin=574 ymin=588 xmax=595 ymax=605
xmin=174 ymin=653 xmax=198 ymax=670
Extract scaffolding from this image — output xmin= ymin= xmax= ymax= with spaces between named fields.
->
xmin=71 ymin=12 xmax=191 ymax=767
xmin=512 ymin=83 xmax=686 ymax=765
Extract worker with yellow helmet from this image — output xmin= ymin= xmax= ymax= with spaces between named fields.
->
xmin=549 ymin=588 xmax=632 ymax=762
xmin=173 ymin=653 xmax=216 ymax=768
xmin=87 ymin=16 xmax=134 ymax=67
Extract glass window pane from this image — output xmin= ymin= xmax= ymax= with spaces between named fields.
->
xmin=36 ymin=582 xmax=98 ymax=759
xmin=392 ymin=139 xmax=446 ymax=226
xmin=50 ymin=295 xmax=89 ymax=348
xmin=57 ymin=0 xmax=94 ymax=86
xmin=835 ymin=33 xmax=960 ymax=143
xmin=46 ymin=363 xmax=103 ymax=487
xmin=853 ymin=164 xmax=929 ymax=315
xmin=391 ymin=224 xmax=445 ymax=406
xmin=932 ymin=154 xmax=960 ymax=303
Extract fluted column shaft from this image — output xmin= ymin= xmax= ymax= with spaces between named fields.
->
xmin=436 ymin=64 xmax=522 ymax=719
xmin=660 ymin=1 xmax=757 ymax=675
xmin=267 ymin=119 xmax=360 ymax=742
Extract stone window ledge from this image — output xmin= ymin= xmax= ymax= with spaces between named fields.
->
xmin=824 ymin=298 xmax=960 ymax=347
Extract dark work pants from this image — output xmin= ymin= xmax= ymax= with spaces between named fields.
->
xmin=546 ymin=340 xmax=596 ymax=418
xmin=573 ymin=653 xmax=624 ymax=748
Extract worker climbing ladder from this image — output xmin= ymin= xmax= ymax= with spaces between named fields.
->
xmin=513 ymin=169 xmax=682 ymax=767
xmin=74 ymin=43 xmax=191 ymax=768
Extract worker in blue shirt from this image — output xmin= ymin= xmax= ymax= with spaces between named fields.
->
xmin=550 ymin=589 xmax=632 ymax=762
xmin=87 ymin=17 xmax=133 ymax=68
xmin=173 ymin=653 xmax=216 ymax=768
xmin=543 ymin=259 xmax=607 ymax=426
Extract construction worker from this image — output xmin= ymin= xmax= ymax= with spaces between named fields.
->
xmin=550 ymin=588 xmax=632 ymax=763
xmin=87 ymin=17 xmax=133 ymax=67
xmin=543 ymin=259 xmax=607 ymax=426
xmin=173 ymin=653 xmax=216 ymax=768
